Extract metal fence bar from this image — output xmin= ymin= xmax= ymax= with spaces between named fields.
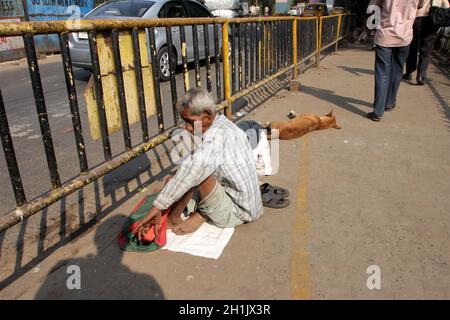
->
xmin=258 ymin=22 xmax=261 ymax=80
xmin=238 ymin=23 xmax=243 ymax=91
xmin=222 ymin=22 xmax=232 ymax=118
xmin=213 ymin=23 xmax=221 ymax=103
xmin=292 ymin=19 xmax=298 ymax=79
xmin=148 ymin=27 xmax=165 ymax=133
xmin=252 ymin=22 xmax=256 ymax=83
xmin=287 ymin=20 xmax=291 ymax=66
xmin=276 ymin=21 xmax=280 ymax=72
xmin=298 ymin=20 xmax=303 ymax=61
xmin=24 ymin=34 xmax=62 ymax=187
xmin=0 ymin=17 xmax=303 ymax=37
xmin=0 ymin=90 xmax=27 ymax=206
xmin=289 ymin=20 xmax=293 ymax=65
xmin=244 ymin=23 xmax=249 ymax=88
xmin=316 ymin=18 xmax=321 ymax=66
xmin=180 ymin=25 xmax=189 ymax=92
xmin=110 ymin=30 xmax=132 ymax=151
xmin=263 ymin=22 xmax=268 ymax=78
xmin=88 ymin=31 xmax=112 ymax=161
xmin=231 ymin=23 xmax=236 ymax=96
xmin=335 ymin=15 xmax=342 ymax=52
xmin=249 ymin=22 xmax=253 ymax=84
xmin=59 ymin=33 xmax=90 ymax=170
xmin=256 ymin=23 xmax=260 ymax=82
xmin=203 ymin=24 xmax=212 ymax=95
xmin=271 ymin=21 xmax=275 ymax=74
xmin=132 ymin=28 xmax=149 ymax=142
xmin=166 ymin=26 xmax=179 ymax=125
xmin=282 ymin=20 xmax=286 ymax=67
xmin=192 ymin=24 xmax=201 ymax=87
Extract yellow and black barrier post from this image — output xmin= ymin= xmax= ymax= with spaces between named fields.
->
xmin=316 ymin=17 xmax=321 ymax=67
xmin=292 ymin=19 xmax=298 ymax=79
xmin=222 ymin=21 xmax=232 ymax=119
xmin=335 ymin=14 xmax=343 ymax=53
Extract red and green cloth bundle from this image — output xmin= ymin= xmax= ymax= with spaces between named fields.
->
xmin=118 ymin=194 xmax=170 ymax=252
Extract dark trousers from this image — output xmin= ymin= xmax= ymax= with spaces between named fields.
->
xmin=373 ymin=45 xmax=410 ymax=117
xmin=406 ymin=16 xmax=439 ymax=79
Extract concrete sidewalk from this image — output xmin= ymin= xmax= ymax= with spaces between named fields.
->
xmin=1 ymin=47 xmax=449 ymax=299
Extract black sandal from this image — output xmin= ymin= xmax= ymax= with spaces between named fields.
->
xmin=261 ymin=192 xmax=290 ymax=209
xmin=260 ymin=183 xmax=290 ymax=198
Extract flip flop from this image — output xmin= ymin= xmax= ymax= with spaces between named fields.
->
xmin=261 ymin=192 xmax=290 ymax=209
xmin=260 ymin=183 xmax=290 ymax=198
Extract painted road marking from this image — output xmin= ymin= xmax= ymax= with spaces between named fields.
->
xmin=291 ymin=136 xmax=311 ymax=299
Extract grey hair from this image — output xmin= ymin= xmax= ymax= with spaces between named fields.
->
xmin=177 ymin=87 xmax=218 ymax=116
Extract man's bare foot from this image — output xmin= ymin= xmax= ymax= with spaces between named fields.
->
xmin=172 ymin=212 xmax=206 ymax=235
xmin=167 ymin=212 xmax=184 ymax=229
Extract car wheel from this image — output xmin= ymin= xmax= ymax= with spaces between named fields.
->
xmin=157 ymin=46 xmax=175 ymax=82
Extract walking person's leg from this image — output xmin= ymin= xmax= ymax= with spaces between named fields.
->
xmin=417 ymin=17 xmax=439 ymax=84
xmin=403 ymin=17 xmax=422 ymax=80
xmin=369 ymin=45 xmax=392 ymax=121
xmin=385 ymin=45 xmax=410 ymax=110
xmin=405 ymin=18 xmax=422 ymax=80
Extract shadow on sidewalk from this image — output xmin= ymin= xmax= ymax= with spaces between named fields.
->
xmin=34 ymin=215 xmax=165 ymax=300
xmin=338 ymin=66 xmax=374 ymax=76
xmin=301 ymin=85 xmax=372 ymax=117
xmin=431 ymin=51 xmax=450 ymax=81
xmin=0 ymin=146 xmax=176 ymax=292
xmin=428 ymin=52 xmax=450 ymax=130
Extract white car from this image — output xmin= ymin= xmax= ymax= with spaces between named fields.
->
xmin=69 ymin=0 xmax=224 ymax=81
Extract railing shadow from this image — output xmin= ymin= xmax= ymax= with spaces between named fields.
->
xmin=338 ymin=65 xmax=374 ymax=76
xmin=427 ymin=53 xmax=450 ymax=131
xmin=0 ymin=143 xmax=177 ymax=292
xmin=431 ymin=51 xmax=450 ymax=82
xmin=34 ymin=214 xmax=165 ymax=299
xmin=301 ymin=85 xmax=372 ymax=117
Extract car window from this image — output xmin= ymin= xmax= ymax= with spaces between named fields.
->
xmin=88 ymin=0 xmax=155 ymax=17
xmin=185 ymin=1 xmax=211 ymax=17
xmin=159 ymin=1 xmax=188 ymax=18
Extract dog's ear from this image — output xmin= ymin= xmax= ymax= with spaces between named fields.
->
xmin=325 ymin=109 xmax=334 ymax=117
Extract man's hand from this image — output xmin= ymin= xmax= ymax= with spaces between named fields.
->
xmin=133 ymin=206 xmax=163 ymax=242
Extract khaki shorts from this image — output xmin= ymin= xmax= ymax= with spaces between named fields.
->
xmin=187 ymin=181 xmax=243 ymax=228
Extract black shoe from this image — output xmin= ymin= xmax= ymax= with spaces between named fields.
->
xmin=385 ymin=105 xmax=396 ymax=112
xmin=367 ymin=112 xmax=381 ymax=122
xmin=417 ymin=75 xmax=425 ymax=85
xmin=403 ymin=73 xmax=412 ymax=81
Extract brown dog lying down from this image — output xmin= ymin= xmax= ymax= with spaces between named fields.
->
xmin=264 ymin=110 xmax=341 ymax=140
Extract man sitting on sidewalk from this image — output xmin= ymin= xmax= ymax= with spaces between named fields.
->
xmin=134 ymin=88 xmax=263 ymax=239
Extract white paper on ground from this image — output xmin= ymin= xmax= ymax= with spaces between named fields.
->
xmin=162 ymin=222 xmax=234 ymax=259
